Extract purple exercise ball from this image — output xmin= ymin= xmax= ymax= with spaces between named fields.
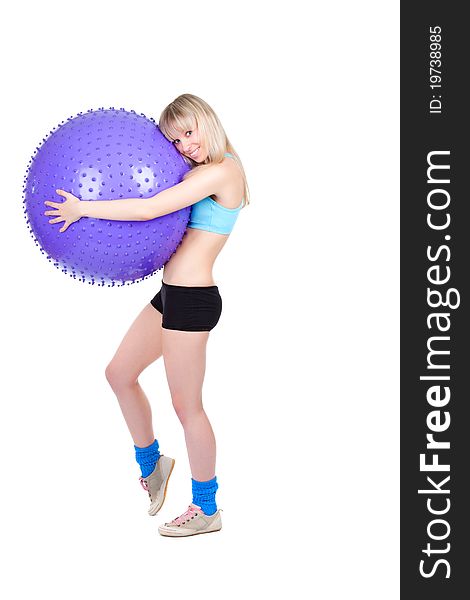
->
xmin=23 ymin=108 xmax=190 ymax=286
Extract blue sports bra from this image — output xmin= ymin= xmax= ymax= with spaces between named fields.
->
xmin=187 ymin=153 xmax=243 ymax=235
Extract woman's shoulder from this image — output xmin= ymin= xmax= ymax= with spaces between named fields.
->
xmin=188 ymin=157 xmax=235 ymax=180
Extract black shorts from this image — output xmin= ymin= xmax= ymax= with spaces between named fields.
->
xmin=150 ymin=281 xmax=222 ymax=332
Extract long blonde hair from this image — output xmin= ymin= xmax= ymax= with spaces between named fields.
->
xmin=159 ymin=93 xmax=249 ymax=206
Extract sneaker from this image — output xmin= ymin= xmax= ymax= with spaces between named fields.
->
xmin=158 ymin=503 xmax=222 ymax=537
xmin=139 ymin=455 xmax=175 ymax=516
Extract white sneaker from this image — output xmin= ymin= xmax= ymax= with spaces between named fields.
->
xmin=158 ymin=503 xmax=222 ymax=537
xmin=139 ymin=455 xmax=175 ymax=516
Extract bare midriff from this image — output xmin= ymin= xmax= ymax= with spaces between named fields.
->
xmin=162 ymin=227 xmax=229 ymax=286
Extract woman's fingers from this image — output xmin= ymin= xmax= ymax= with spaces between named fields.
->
xmin=43 ymin=189 xmax=79 ymax=233
xmin=44 ymin=189 xmax=73 ymax=208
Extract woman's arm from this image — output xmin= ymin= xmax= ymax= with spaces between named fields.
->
xmin=44 ymin=163 xmax=226 ymax=232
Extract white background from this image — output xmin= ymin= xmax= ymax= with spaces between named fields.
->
xmin=1 ymin=1 xmax=399 ymax=598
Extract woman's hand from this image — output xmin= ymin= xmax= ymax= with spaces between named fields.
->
xmin=44 ymin=190 xmax=82 ymax=233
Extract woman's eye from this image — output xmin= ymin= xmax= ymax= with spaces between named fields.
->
xmin=185 ymin=131 xmax=192 ymax=137
xmin=173 ymin=139 xmax=180 ymax=145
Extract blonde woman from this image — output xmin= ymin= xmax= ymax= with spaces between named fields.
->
xmin=44 ymin=94 xmax=248 ymax=537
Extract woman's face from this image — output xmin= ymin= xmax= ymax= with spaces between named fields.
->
xmin=171 ymin=123 xmax=208 ymax=163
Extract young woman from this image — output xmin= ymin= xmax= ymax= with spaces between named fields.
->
xmin=44 ymin=94 xmax=248 ymax=537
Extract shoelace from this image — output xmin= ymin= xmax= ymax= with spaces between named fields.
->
xmin=170 ymin=505 xmax=199 ymax=526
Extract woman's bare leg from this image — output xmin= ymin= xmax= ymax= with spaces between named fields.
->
xmin=162 ymin=329 xmax=216 ymax=481
xmin=105 ymin=304 xmax=163 ymax=448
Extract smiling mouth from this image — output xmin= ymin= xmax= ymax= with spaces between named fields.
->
xmin=188 ymin=147 xmax=200 ymax=158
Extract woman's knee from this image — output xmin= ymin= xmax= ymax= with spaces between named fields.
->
xmin=105 ymin=359 xmax=137 ymax=391
xmin=171 ymin=393 xmax=203 ymax=425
